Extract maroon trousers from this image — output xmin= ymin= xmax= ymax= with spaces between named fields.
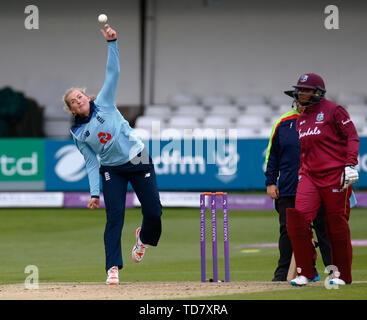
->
xmin=286 ymin=173 xmax=353 ymax=283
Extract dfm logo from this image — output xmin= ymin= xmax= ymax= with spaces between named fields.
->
xmin=98 ymin=132 xmax=112 ymax=144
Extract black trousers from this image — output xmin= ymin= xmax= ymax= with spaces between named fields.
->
xmin=100 ymin=149 xmax=162 ymax=272
xmin=273 ymin=196 xmax=332 ymax=281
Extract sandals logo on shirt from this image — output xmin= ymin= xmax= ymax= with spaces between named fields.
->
xmin=98 ymin=132 xmax=112 ymax=144
xmin=299 ymin=126 xmax=321 ymax=138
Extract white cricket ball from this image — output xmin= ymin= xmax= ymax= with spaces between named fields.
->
xmin=98 ymin=14 xmax=108 ymax=23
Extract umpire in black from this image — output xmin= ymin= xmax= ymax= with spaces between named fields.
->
xmin=265 ymin=96 xmax=331 ymax=281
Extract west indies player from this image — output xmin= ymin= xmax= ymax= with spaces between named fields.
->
xmin=286 ymin=73 xmax=359 ymax=286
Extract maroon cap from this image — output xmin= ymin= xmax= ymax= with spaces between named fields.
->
xmin=293 ymin=73 xmax=325 ymax=90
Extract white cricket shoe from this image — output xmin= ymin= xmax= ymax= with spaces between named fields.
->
xmin=132 ymin=227 xmax=147 ymax=263
xmin=290 ymin=275 xmax=309 ymax=286
xmin=329 ymin=278 xmax=346 ymax=285
xmin=106 ymin=266 xmax=119 ymax=285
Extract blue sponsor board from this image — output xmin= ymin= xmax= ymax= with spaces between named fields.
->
xmin=145 ymin=138 xmax=268 ymax=190
xmin=44 ymin=137 xmax=367 ymax=191
xmin=45 ymin=139 xmax=92 ymax=191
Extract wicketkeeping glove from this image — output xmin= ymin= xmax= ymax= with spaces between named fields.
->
xmin=341 ymin=165 xmax=359 ymax=189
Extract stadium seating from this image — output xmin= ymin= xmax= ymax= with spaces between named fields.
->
xmin=349 ymin=114 xmax=367 ymax=132
xmin=174 ymin=105 xmax=206 ymax=117
xmin=268 ymin=93 xmax=293 ymax=107
xmin=144 ymin=105 xmax=173 ymax=117
xmin=201 ymin=116 xmax=233 ymax=129
xmin=169 ymin=93 xmax=199 ymax=107
xmin=360 ymin=127 xmax=367 ymax=137
xmin=167 ymin=116 xmax=200 ymax=129
xmin=201 ymin=94 xmax=232 ymax=107
xmin=234 ymin=128 xmax=260 ymax=139
xmin=234 ymin=94 xmax=267 ymax=107
xmin=276 ymin=104 xmax=294 ymax=115
xmin=235 ymin=115 xmax=268 ymax=128
xmin=133 ymin=92 xmax=367 ymax=139
xmin=336 ymin=92 xmax=365 ymax=106
xmin=347 ymin=104 xmax=366 ymax=115
xmin=207 ymin=105 xmax=241 ymax=116
xmin=243 ymin=104 xmax=274 ymax=115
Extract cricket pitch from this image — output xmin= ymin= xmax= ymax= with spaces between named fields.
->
xmin=0 ymin=281 xmax=296 ymax=300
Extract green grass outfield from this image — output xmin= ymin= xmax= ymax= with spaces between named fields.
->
xmin=0 ymin=207 xmax=366 ymax=299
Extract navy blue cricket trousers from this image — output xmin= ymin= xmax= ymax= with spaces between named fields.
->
xmin=99 ymin=149 xmax=162 ymax=272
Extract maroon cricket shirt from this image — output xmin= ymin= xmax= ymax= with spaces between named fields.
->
xmin=296 ymin=98 xmax=360 ymax=188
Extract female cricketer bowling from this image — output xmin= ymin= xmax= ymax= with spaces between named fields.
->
xmin=63 ymin=25 xmax=163 ymax=285
xmin=285 ymin=73 xmax=359 ymax=286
